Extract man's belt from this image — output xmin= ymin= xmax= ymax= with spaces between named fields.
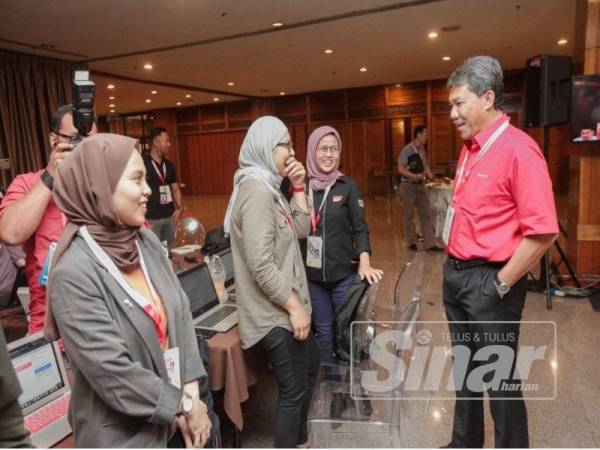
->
xmin=447 ymin=257 xmax=505 ymax=270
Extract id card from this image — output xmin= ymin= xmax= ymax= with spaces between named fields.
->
xmin=306 ymin=235 xmax=323 ymax=269
xmin=163 ymin=347 xmax=181 ymax=388
xmin=159 ymin=185 xmax=173 ymax=205
xmin=442 ymin=205 xmax=455 ymax=246
xmin=39 ymin=242 xmax=57 ymax=287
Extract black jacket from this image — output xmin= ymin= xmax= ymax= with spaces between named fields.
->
xmin=300 ymin=176 xmax=372 ymax=283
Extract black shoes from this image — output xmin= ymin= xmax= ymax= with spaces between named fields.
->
xmin=408 ymin=243 xmax=418 ymax=251
xmin=426 ymin=245 xmax=444 ymax=252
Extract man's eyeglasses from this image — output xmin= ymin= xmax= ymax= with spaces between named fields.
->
xmin=317 ymin=145 xmax=340 ymax=155
xmin=276 ymin=141 xmax=293 ymax=151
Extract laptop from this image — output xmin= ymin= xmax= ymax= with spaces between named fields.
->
xmin=8 ymin=332 xmax=72 ymax=448
xmin=17 ymin=287 xmax=30 ymax=321
xmin=215 ymin=247 xmax=236 ymax=294
xmin=178 ymin=263 xmax=238 ymax=333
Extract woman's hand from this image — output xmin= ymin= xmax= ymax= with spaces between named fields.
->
xmin=181 ymin=398 xmax=211 ymax=448
xmin=358 ymin=252 xmax=383 ymax=285
xmin=285 ymin=157 xmax=306 ymax=188
xmin=284 ymin=293 xmax=311 ymax=341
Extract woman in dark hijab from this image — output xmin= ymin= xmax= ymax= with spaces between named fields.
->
xmin=45 ymin=134 xmax=210 ymax=448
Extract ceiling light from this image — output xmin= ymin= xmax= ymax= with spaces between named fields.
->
xmin=442 ymin=56 xmax=451 ymax=61
xmin=428 ymin=31 xmax=438 ymax=39
xmin=107 ymin=84 xmax=115 ymax=89
xmin=272 ymin=22 xmax=283 ymax=28
xmin=359 ymin=66 xmax=368 ymax=72
xmin=110 ymin=109 xmax=115 ymax=113
xmin=395 ymin=84 xmax=401 ymax=87
xmin=109 ymin=96 xmax=115 ymax=100
xmin=324 ymin=49 xmax=334 ymax=54
xmin=185 ymin=94 xmax=191 ymax=98
xmin=151 ymin=90 xmax=158 ymax=95
xmin=227 ymin=81 xmax=235 ymax=86
xmin=143 ymin=63 xmax=153 ymax=70
xmin=145 ymin=99 xmax=151 ymax=103
xmin=176 ymin=102 xmax=182 ymax=106
xmin=558 ymin=38 xmax=568 ymax=45
xmin=109 ymin=104 xmax=115 ymax=108
xmin=279 ymin=91 xmax=286 ymax=96
xmin=213 ymin=97 xmax=220 ymax=102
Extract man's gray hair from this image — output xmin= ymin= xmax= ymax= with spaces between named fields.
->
xmin=447 ymin=56 xmax=504 ymax=109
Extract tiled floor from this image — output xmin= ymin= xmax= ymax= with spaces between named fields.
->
xmin=185 ymin=193 xmax=600 ymax=448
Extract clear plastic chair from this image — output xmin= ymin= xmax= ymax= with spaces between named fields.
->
xmin=309 ymin=267 xmax=423 ymax=448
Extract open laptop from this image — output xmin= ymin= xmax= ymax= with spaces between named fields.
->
xmin=215 ymin=247 xmax=235 ymax=294
xmin=178 ymin=263 xmax=238 ymax=333
xmin=8 ymin=332 xmax=72 ymax=448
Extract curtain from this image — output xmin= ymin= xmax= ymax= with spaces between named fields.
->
xmin=0 ymin=50 xmax=83 ymax=184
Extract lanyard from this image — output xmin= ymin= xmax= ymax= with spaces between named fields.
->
xmin=308 ymin=185 xmax=332 ymax=234
xmin=455 ymin=120 xmax=510 ymax=190
xmin=79 ymin=226 xmax=167 ymax=347
xmin=151 ymin=159 xmax=166 ymax=185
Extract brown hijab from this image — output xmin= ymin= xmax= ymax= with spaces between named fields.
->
xmin=44 ymin=133 xmax=139 ymax=340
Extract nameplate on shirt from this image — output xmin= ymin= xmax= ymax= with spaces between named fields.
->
xmin=164 ymin=347 xmax=181 ymax=388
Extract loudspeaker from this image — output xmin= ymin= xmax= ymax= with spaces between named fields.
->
xmin=525 ymin=55 xmax=572 ymax=127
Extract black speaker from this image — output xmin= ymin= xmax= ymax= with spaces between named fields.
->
xmin=525 ymin=55 xmax=573 ymax=127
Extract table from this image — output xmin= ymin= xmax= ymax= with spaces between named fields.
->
xmin=425 ymin=182 xmax=454 ymax=242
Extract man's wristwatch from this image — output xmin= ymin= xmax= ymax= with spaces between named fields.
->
xmin=180 ymin=392 xmax=193 ymax=416
xmin=494 ymin=273 xmax=510 ymax=298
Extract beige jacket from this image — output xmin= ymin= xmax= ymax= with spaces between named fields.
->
xmin=229 ymin=180 xmax=311 ymax=348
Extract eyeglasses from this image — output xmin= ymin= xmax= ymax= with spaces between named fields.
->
xmin=317 ymin=145 xmax=340 ymax=155
xmin=276 ymin=141 xmax=293 ymax=151
xmin=54 ymin=132 xmax=78 ymax=144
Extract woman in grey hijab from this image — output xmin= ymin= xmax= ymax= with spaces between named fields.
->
xmin=225 ymin=116 xmax=319 ymax=448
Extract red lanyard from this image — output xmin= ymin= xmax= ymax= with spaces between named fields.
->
xmin=151 ymin=159 xmax=166 ymax=185
xmin=309 ymin=185 xmax=332 ymax=234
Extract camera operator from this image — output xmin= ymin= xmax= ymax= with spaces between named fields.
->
xmin=0 ymin=105 xmax=96 ymax=333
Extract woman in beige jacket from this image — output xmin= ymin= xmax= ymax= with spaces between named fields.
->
xmin=224 ymin=116 xmax=320 ymax=448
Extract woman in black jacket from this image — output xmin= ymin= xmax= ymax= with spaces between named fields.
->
xmin=302 ymin=125 xmax=383 ymax=364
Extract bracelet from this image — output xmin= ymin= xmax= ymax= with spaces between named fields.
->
xmin=292 ymin=186 xmax=305 ymax=193
xmin=41 ymin=170 xmax=54 ymax=191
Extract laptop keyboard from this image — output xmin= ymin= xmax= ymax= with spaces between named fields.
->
xmin=24 ymin=392 xmax=70 ymax=434
xmin=196 ymin=305 xmax=236 ymax=328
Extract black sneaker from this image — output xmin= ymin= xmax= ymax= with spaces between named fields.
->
xmin=408 ymin=243 xmax=418 ymax=251
xmin=426 ymin=245 xmax=444 ymax=252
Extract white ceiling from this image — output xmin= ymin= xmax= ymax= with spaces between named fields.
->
xmin=1 ymin=0 xmax=576 ymax=115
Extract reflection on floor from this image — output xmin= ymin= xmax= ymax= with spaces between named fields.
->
xmin=185 ymin=194 xmax=600 ymax=448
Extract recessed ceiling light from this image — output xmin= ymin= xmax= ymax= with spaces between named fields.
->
xmin=176 ymin=102 xmax=182 ymax=106
xmin=213 ymin=97 xmax=220 ymax=102
xmin=442 ymin=56 xmax=451 ymax=61
xmin=227 ymin=81 xmax=235 ymax=86
xmin=279 ymin=91 xmax=286 ymax=96
xmin=151 ymin=90 xmax=158 ymax=95
xmin=272 ymin=22 xmax=283 ymax=28
xmin=185 ymin=94 xmax=191 ymax=98
xmin=107 ymin=84 xmax=115 ymax=89
xmin=558 ymin=38 xmax=568 ymax=45
xmin=109 ymin=96 xmax=115 ymax=100
xmin=324 ymin=49 xmax=334 ymax=54
xmin=428 ymin=31 xmax=438 ymax=39
xmin=145 ymin=99 xmax=151 ymax=103
xmin=143 ymin=63 xmax=153 ymax=70
xmin=395 ymin=84 xmax=402 ymax=87
xmin=110 ymin=109 xmax=115 ymax=113
xmin=109 ymin=104 xmax=115 ymax=108
xmin=359 ymin=66 xmax=368 ymax=72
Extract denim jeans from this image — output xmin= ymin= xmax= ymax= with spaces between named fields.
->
xmin=308 ymin=274 xmax=355 ymax=363
xmin=259 ymin=327 xmax=320 ymax=448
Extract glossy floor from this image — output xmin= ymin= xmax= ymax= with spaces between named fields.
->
xmin=185 ymin=194 xmax=600 ymax=448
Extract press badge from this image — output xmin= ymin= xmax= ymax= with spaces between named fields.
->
xmin=39 ymin=242 xmax=57 ymax=287
xmin=163 ymin=347 xmax=181 ymax=388
xmin=306 ymin=236 xmax=323 ymax=269
xmin=442 ymin=205 xmax=455 ymax=246
xmin=159 ymin=185 xmax=173 ymax=205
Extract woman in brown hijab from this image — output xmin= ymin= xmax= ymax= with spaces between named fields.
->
xmin=45 ymin=134 xmax=211 ymax=448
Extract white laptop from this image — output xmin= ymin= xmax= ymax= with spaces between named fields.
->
xmin=8 ymin=332 xmax=72 ymax=447
xmin=178 ymin=263 xmax=238 ymax=333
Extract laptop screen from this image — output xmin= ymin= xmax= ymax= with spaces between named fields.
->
xmin=178 ymin=264 xmax=218 ymax=317
xmin=9 ymin=337 xmax=65 ymax=410
xmin=218 ymin=249 xmax=235 ymax=288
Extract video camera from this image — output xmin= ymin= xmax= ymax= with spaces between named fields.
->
xmin=72 ymin=70 xmax=95 ymax=142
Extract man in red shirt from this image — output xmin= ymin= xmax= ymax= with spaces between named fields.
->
xmin=0 ymin=105 xmax=85 ymax=333
xmin=442 ymin=57 xmax=558 ymax=448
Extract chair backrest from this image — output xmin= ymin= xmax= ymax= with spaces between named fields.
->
xmin=393 ymin=253 xmax=425 ymax=311
xmin=351 ymin=282 xmax=379 ymax=363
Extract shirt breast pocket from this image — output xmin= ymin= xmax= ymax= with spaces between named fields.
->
xmin=463 ymin=176 xmax=510 ymax=214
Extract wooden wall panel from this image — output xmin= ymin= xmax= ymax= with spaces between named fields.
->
xmin=388 ymin=81 xmax=427 ymax=105
xmin=430 ymin=115 xmax=453 ymax=172
xmin=349 ymin=122 xmax=367 ymax=190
